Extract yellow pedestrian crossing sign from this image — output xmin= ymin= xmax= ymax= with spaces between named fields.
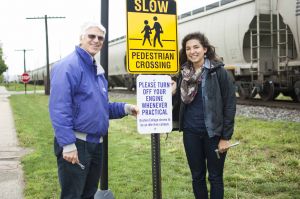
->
xmin=126 ymin=0 xmax=179 ymax=74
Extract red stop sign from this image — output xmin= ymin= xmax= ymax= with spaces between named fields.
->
xmin=21 ymin=72 xmax=30 ymax=83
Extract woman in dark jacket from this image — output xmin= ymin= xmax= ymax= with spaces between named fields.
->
xmin=172 ymin=32 xmax=236 ymax=199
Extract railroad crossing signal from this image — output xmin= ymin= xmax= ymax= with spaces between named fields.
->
xmin=21 ymin=72 xmax=30 ymax=84
xmin=126 ymin=0 xmax=179 ymax=74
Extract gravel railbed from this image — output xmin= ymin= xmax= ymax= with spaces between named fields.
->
xmin=236 ymin=105 xmax=300 ymax=123
xmin=109 ymin=92 xmax=300 ymax=123
xmin=109 ymin=91 xmax=136 ymax=99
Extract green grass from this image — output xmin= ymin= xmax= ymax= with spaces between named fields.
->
xmin=3 ymin=83 xmax=44 ymax=91
xmin=275 ymin=93 xmax=293 ymax=101
xmin=9 ymin=94 xmax=300 ymax=199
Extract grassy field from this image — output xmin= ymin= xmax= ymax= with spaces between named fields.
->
xmin=2 ymin=83 xmax=44 ymax=91
xmin=9 ymin=94 xmax=300 ymax=199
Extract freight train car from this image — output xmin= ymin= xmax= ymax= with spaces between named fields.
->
xmin=109 ymin=0 xmax=300 ymax=102
xmin=108 ymin=35 xmax=137 ymax=90
xmin=29 ymin=0 xmax=300 ymax=102
xmin=27 ymin=62 xmax=56 ymax=85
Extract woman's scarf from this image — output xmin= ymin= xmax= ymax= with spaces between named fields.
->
xmin=180 ymin=62 xmax=203 ymax=104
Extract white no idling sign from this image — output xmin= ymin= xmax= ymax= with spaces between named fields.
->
xmin=137 ymin=75 xmax=173 ymax=134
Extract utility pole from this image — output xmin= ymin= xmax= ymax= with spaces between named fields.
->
xmin=15 ymin=49 xmax=33 ymax=73
xmin=26 ymin=15 xmax=65 ymax=95
xmin=15 ymin=49 xmax=33 ymax=94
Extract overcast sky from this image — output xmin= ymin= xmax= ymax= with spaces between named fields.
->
xmin=0 ymin=0 xmax=218 ymax=80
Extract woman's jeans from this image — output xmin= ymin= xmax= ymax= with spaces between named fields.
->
xmin=183 ymin=130 xmax=227 ymax=199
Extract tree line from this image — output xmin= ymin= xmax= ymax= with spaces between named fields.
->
xmin=0 ymin=47 xmax=8 ymax=82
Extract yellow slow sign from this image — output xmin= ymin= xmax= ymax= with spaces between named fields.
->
xmin=126 ymin=0 xmax=178 ymax=74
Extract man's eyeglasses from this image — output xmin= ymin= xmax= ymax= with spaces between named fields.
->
xmin=87 ymin=34 xmax=104 ymax=41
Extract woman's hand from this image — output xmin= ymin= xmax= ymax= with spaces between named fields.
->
xmin=171 ymin=80 xmax=177 ymax=95
xmin=218 ymin=139 xmax=230 ymax=153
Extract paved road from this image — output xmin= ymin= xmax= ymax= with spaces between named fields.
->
xmin=0 ymin=86 xmax=25 ymax=199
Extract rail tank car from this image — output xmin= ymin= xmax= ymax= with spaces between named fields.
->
xmin=27 ymin=64 xmax=50 ymax=85
xmin=108 ymin=36 xmax=137 ymax=90
xmin=176 ymin=0 xmax=300 ymax=102
xmin=27 ymin=62 xmax=57 ymax=85
xmin=109 ymin=0 xmax=300 ymax=102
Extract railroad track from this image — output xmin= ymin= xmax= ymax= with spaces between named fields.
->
xmin=237 ymin=98 xmax=300 ymax=110
xmin=109 ymin=88 xmax=300 ymax=110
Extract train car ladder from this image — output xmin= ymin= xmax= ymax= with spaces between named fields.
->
xmin=277 ymin=11 xmax=289 ymax=73
xmin=250 ymin=29 xmax=258 ymax=83
xmin=297 ymin=0 xmax=300 ymax=16
xmin=251 ymin=0 xmax=274 ymax=82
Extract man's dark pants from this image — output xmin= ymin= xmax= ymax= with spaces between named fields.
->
xmin=54 ymin=138 xmax=102 ymax=199
xmin=183 ymin=131 xmax=227 ymax=199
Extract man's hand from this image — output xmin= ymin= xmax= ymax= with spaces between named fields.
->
xmin=63 ymin=150 xmax=79 ymax=164
xmin=218 ymin=139 xmax=230 ymax=153
xmin=125 ymin=104 xmax=140 ymax=117
xmin=130 ymin=105 xmax=139 ymax=116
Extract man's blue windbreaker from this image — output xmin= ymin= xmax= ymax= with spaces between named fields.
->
xmin=49 ymin=46 xmax=126 ymax=147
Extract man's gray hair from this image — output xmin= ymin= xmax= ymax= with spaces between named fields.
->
xmin=80 ymin=21 xmax=106 ymax=37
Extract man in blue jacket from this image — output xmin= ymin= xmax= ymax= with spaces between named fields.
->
xmin=49 ymin=21 xmax=139 ymax=199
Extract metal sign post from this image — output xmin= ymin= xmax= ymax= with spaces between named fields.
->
xmin=15 ymin=49 xmax=33 ymax=95
xmin=20 ymin=72 xmax=30 ymax=94
xmin=151 ymin=133 xmax=162 ymax=199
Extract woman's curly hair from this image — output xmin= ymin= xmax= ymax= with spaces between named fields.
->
xmin=179 ymin=32 xmax=221 ymax=66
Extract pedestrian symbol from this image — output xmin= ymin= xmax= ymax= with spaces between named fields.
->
xmin=152 ymin=16 xmax=163 ymax=47
xmin=141 ymin=16 xmax=164 ymax=47
xmin=141 ymin=20 xmax=152 ymax=46
xmin=126 ymin=0 xmax=178 ymax=74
